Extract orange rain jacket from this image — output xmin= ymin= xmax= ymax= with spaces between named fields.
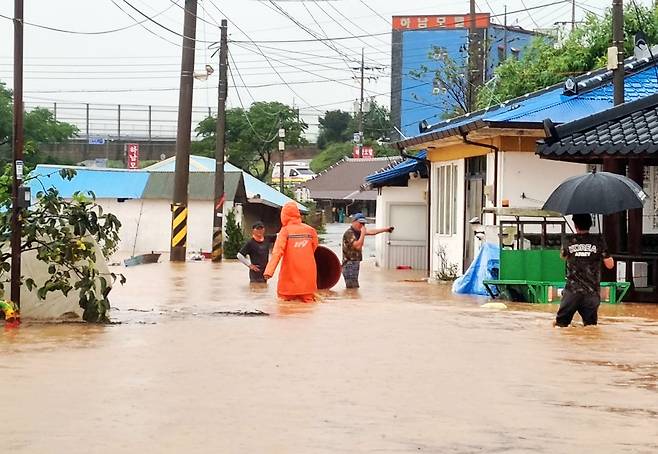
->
xmin=264 ymin=202 xmax=319 ymax=299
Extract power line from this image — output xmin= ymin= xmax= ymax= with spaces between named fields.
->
xmin=0 ymin=1 xmax=180 ymax=35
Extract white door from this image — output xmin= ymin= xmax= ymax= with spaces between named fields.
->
xmin=386 ymin=203 xmax=428 ymax=270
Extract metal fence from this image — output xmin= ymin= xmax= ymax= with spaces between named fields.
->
xmin=25 ymin=101 xmax=214 ymax=141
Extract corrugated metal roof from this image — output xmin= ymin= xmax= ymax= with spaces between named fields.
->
xmin=365 ymin=150 xmax=427 ymax=187
xmin=28 ymin=165 xmax=149 ymax=199
xmin=142 ymin=171 xmax=245 ymax=201
xmin=143 ymin=155 xmax=217 ymax=172
xmin=144 ymin=155 xmax=306 ymax=212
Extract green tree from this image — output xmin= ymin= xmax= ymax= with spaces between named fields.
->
xmin=223 ymin=209 xmax=245 ymax=259
xmin=317 ymin=109 xmax=352 ymax=148
xmin=479 ymin=6 xmax=658 ymax=106
xmin=0 ymin=168 xmax=124 ymax=323
xmin=348 ymin=101 xmax=392 ymax=142
xmin=195 ymin=101 xmax=308 ymax=181
xmin=0 ymin=81 xmax=79 ymax=167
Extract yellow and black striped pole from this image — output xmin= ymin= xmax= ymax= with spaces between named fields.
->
xmin=171 ymin=203 xmax=188 ymax=256
xmin=169 ymin=0 xmax=197 ymax=262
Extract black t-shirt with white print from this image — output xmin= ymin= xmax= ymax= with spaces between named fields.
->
xmin=562 ymin=233 xmax=609 ymax=295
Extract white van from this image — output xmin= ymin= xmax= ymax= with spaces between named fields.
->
xmin=271 ymin=161 xmax=316 ymax=184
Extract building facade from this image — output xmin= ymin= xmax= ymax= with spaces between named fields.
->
xmin=390 ymin=13 xmax=538 ymax=139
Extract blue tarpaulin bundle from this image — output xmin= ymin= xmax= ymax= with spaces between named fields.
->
xmin=452 ymin=243 xmax=500 ymax=296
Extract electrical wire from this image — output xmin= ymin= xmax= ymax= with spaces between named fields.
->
xmin=204 ymin=0 xmax=321 ymax=113
xmin=0 ymin=1 xmax=179 ymax=35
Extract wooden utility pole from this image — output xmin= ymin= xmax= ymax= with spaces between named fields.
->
xmin=603 ymin=0 xmax=625 ymax=255
xmin=170 ymin=0 xmax=197 ymax=262
xmin=503 ymin=5 xmax=508 ymax=61
xmin=571 ymin=0 xmax=576 ymax=32
xmin=467 ymin=0 xmax=478 ymax=112
xmin=612 ymin=0 xmax=624 ymax=106
xmin=11 ymin=0 xmax=24 ymax=308
xmin=212 ymin=19 xmax=228 ymax=263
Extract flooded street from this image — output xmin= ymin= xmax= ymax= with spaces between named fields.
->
xmin=2 ymin=239 xmax=658 ymax=452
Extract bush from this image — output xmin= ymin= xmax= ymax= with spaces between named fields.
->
xmin=223 ymin=209 xmax=245 ymax=259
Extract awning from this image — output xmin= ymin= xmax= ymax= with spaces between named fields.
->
xmin=365 ymin=150 xmax=427 ymax=188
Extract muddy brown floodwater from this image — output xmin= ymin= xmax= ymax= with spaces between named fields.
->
xmin=2 ymin=258 xmax=658 ymax=453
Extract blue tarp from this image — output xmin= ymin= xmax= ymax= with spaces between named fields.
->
xmin=452 ymin=243 xmax=500 ymax=296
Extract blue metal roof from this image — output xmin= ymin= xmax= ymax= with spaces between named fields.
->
xmin=485 ymin=64 xmax=658 ymax=124
xmin=396 ymin=60 xmax=658 ymax=148
xmin=365 ymin=150 xmax=427 ymax=186
xmin=28 ymin=165 xmax=149 ymax=200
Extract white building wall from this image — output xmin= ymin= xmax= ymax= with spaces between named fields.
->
xmin=430 ymin=159 xmax=465 ymax=279
xmin=496 ymin=152 xmax=585 ymax=209
xmin=95 ymin=198 xmax=236 ymax=259
xmin=374 ymin=178 xmax=428 ymax=268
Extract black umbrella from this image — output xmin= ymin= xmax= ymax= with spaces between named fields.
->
xmin=542 ymin=170 xmax=647 ymax=215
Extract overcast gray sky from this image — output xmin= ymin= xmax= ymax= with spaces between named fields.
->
xmin=0 ymin=0 xmax=631 ymax=138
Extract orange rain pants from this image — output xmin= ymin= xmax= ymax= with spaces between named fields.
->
xmin=264 ymin=202 xmax=318 ymax=301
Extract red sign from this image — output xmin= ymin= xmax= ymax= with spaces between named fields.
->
xmin=392 ymin=14 xmax=490 ymax=31
xmin=126 ymin=143 xmax=140 ymax=170
xmin=353 ymin=146 xmax=374 ymax=159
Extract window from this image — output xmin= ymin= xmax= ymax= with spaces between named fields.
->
xmin=436 ymin=164 xmax=458 ymax=235
xmin=289 ymin=169 xmax=299 ymax=176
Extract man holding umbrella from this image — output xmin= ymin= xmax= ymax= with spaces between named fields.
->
xmin=555 ymin=213 xmax=614 ymax=327
xmin=543 ymin=169 xmax=647 ymax=326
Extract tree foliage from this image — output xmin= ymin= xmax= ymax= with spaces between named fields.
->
xmin=195 ymin=101 xmax=308 ymax=181
xmin=223 ymin=209 xmax=244 ymax=259
xmin=0 ymin=81 xmax=79 ymax=166
xmin=317 ymin=110 xmax=352 ymax=148
xmin=479 ymin=6 xmax=658 ymax=106
xmin=0 ymin=168 xmax=124 ymax=323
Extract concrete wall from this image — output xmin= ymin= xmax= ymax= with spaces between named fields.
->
xmin=374 ymin=178 xmax=427 ymax=268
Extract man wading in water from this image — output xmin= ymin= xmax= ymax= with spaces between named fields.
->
xmin=237 ymin=221 xmax=271 ymax=283
xmin=555 ymin=213 xmax=615 ymax=327
xmin=342 ymin=213 xmax=393 ymax=289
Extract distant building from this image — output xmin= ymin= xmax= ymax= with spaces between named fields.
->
xmin=390 ymin=13 xmax=539 ymax=139
xmin=300 ymin=157 xmax=402 ymax=223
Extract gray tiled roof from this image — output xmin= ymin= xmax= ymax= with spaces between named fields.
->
xmin=302 ymin=157 xmax=401 ymax=201
xmin=537 ymin=92 xmax=658 ymax=160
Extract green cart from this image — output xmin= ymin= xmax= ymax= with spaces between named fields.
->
xmin=482 ymin=208 xmax=630 ymax=304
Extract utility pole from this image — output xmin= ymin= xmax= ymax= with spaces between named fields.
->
xmin=212 ymin=19 xmax=228 ymax=263
xmin=503 ymin=5 xmax=508 ymax=61
xmin=278 ymin=126 xmax=285 ymax=193
xmin=358 ymin=48 xmax=365 ymax=158
xmin=467 ymin=0 xmax=479 ymax=112
xmin=170 ymin=0 xmax=197 ymax=262
xmin=11 ymin=0 xmax=24 ymax=309
xmin=612 ymin=0 xmax=624 ymax=106
xmin=603 ymin=0 xmax=625 ymax=256
xmin=571 ymin=0 xmax=576 ymax=32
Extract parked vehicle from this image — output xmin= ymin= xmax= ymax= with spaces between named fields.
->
xmin=271 ymin=162 xmax=316 ymax=184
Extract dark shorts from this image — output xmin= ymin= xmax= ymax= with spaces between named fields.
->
xmin=342 ymin=260 xmax=361 ymax=289
xmin=555 ymin=290 xmax=601 ymax=327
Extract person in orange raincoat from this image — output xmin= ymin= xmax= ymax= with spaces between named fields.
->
xmin=263 ymin=202 xmax=318 ymax=302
